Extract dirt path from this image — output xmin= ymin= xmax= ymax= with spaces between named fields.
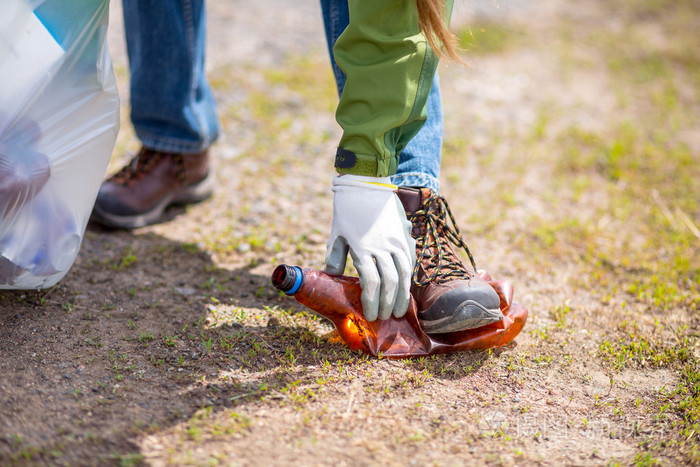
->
xmin=1 ymin=0 xmax=699 ymax=465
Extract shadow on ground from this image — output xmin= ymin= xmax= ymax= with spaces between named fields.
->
xmin=0 ymin=226 xmax=496 ymax=464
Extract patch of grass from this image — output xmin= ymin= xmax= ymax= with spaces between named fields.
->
xmin=511 ymin=3 xmax=700 ymax=460
xmin=263 ymin=55 xmax=337 ymax=112
xmin=456 ymin=22 xmax=530 ymax=55
xmin=674 ymin=363 xmax=700 ymax=463
xmin=551 ymin=304 xmax=572 ymax=329
xmin=632 ymin=452 xmax=661 ymax=467
xmin=536 ymin=114 xmax=699 ymax=313
xmin=178 ymin=407 xmax=253 ymax=446
xmin=115 ymin=246 xmax=137 ymax=270
xmin=519 ymin=215 xmax=595 ymax=268
xmin=598 ymin=327 xmax=694 ymax=372
xmin=112 ymin=452 xmax=145 ymax=467
xmin=138 ymin=331 xmax=156 ymax=343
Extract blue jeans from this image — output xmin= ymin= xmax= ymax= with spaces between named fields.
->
xmin=123 ymin=0 xmax=219 ymax=154
xmin=125 ymin=0 xmax=442 ymax=191
xmin=320 ymin=0 xmax=443 ymax=193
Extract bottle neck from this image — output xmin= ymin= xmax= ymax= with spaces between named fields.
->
xmin=271 ymin=264 xmax=303 ymax=295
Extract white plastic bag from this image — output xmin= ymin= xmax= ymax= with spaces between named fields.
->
xmin=0 ymin=0 xmax=119 ymax=289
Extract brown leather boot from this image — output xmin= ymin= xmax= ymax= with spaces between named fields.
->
xmin=396 ymin=187 xmax=503 ymax=334
xmin=91 ymin=147 xmax=213 ymax=229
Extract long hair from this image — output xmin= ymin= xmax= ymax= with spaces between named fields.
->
xmin=416 ymin=0 xmax=461 ymax=61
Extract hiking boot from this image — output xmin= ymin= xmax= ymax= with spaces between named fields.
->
xmin=91 ymin=148 xmax=213 ymax=229
xmin=396 ymin=187 xmax=503 ymax=334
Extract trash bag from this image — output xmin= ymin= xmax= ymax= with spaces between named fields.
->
xmin=272 ymin=265 xmax=528 ymax=358
xmin=0 ymin=0 xmax=119 ymax=288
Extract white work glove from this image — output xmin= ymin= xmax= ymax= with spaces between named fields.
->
xmin=325 ymin=174 xmax=416 ymax=322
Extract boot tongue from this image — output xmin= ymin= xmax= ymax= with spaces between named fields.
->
xmin=396 ymin=186 xmax=424 ymax=214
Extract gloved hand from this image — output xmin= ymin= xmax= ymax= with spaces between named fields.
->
xmin=325 ymin=174 xmax=416 ymax=322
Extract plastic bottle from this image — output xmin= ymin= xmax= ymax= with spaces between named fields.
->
xmin=0 ymin=117 xmax=51 ymax=223
xmin=272 ymin=265 xmax=528 ymax=358
xmin=0 ymin=191 xmax=81 ymax=288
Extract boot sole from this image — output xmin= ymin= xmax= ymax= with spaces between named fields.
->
xmin=419 ymin=300 xmax=503 ymax=334
xmin=91 ymin=172 xmax=214 ymax=229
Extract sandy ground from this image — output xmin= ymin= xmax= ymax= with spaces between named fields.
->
xmin=1 ymin=0 xmax=698 ymax=465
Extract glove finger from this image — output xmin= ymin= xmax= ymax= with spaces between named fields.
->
xmin=324 ymin=236 xmax=349 ymax=275
xmin=375 ymin=254 xmax=399 ymax=321
xmin=353 ymin=254 xmax=380 ymax=322
xmin=391 ymin=251 xmax=412 ymax=319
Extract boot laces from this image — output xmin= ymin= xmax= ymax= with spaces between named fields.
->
xmin=409 ymin=192 xmax=478 ymax=286
xmin=110 ymin=149 xmax=187 ymax=186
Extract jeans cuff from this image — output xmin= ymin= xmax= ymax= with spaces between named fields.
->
xmin=391 ymin=172 xmax=440 ymax=194
xmin=137 ymin=131 xmax=217 ymax=155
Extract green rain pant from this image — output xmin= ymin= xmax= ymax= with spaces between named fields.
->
xmin=333 ymin=0 xmax=453 ymax=177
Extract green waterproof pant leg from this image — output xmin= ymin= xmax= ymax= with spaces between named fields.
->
xmin=333 ymin=0 xmax=453 ymax=178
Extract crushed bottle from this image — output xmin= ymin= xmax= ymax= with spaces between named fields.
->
xmin=272 ymin=265 xmax=528 ymax=358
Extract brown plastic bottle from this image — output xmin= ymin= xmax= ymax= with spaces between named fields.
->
xmin=272 ymin=265 xmax=528 ymax=358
